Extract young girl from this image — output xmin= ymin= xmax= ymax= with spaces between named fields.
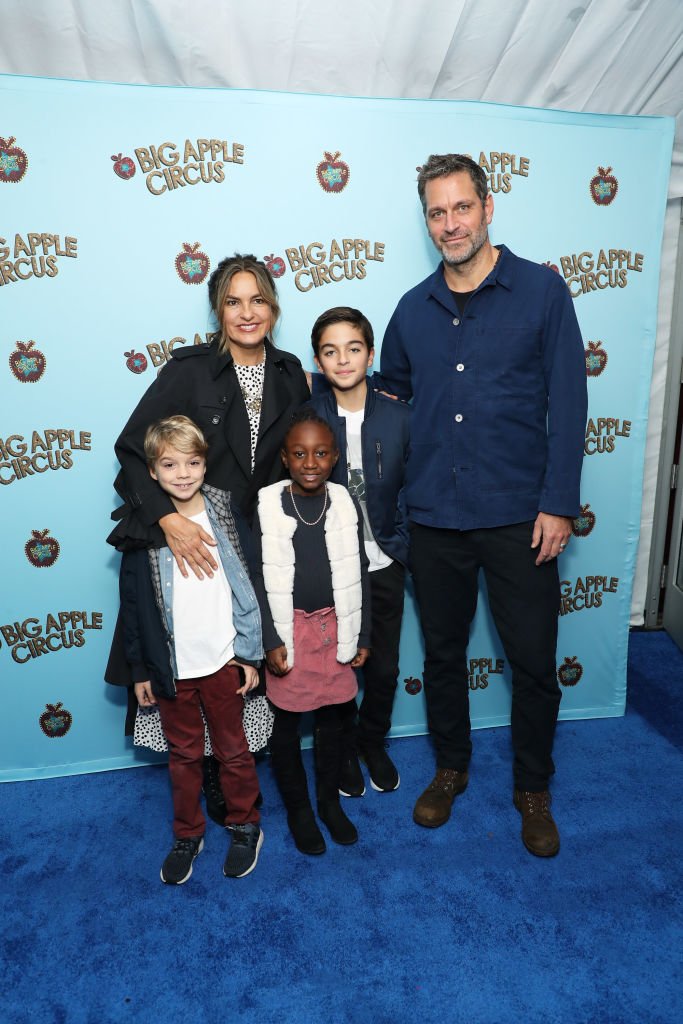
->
xmin=252 ymin=408 xmax=371 ymax=855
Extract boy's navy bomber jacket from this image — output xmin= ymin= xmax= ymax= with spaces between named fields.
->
xmin=309 ymin=379 xmax=411 ymax=567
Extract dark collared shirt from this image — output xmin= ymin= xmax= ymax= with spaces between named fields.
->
xmin=376 ymin=245 xmax=587 ymax=531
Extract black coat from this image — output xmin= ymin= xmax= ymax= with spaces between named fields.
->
xmin=111 ymin=337 xmax=310 ymax=546
xmin=309 ymin=382 xmax=411 ymax=566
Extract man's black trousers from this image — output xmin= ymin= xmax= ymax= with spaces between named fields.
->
xmin=410 ymin=520 xmax=562 ymax=791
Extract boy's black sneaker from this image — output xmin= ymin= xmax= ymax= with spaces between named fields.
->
xmin=160 ymin=836 xmax=204 ymax=885
xmin=338 ymin=752 xmax=366 ymax=797
xmin=360 ymin=742 xmax=400 ymax=792
xmin=223 ymin=823 xmax=263 ymax=878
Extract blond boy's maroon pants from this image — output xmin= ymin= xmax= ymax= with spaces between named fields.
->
xmin=157 ymin=663 xmax=260 ymax=838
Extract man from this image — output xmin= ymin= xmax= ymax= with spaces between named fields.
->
xmin=378 ymin=154 xmax=587 ymax=856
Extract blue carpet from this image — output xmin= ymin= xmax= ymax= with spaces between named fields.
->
xmin=2 ymin=630 xmax=682 ymax=1024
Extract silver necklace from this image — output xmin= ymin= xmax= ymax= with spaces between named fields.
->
xmin=234 ymin=359 xmax=265 ymax=417
xmin=240 ymin=390 xmax=262 ymax=416
xmin=289 ymin=485 xmax=328 ymax=526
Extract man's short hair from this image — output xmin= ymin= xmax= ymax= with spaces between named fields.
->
xmin=417 ymin=154 xmax=488 ymax=213
xmin=310 ymin=306 xmax=374 ymax=356
xmin=144 ymin=415 xmax=209 ymax=466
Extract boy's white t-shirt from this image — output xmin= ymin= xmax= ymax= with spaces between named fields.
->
xmin=338 ymin=405 xmax=392 ymax=574
xmin=172 ymin=508 xmax=237 ymax=679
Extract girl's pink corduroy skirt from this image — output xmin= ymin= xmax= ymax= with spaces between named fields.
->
xmin=266 ymin=607 xmax=358 ymax=712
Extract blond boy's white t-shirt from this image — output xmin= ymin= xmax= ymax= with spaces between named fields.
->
xmin=172 ymin=508 xmax=236 ymax=679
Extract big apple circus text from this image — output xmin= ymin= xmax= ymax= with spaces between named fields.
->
xmin=0 ymin=234 xmax=77 ymax=286
xmin=584 ymin=418 xmax=631 ymax=456
xmin=134 ymin=139 xmax=244 ymax=195
xmin=0 ymin=431 xmax=91 ymax=486
xmin=465 ymin=151 xmax=531 ymax=193
xmin=468 ymin=657 xmax=504 ymax=691
xmin=146 ymin=333 xmax=212 ymax=370
xmin=286 ymin=239 xmax=385 ymax=292
xmin=560 ymin=249 xmax=644 ymax=298
xmin=560 ymin=577 xmax=619 ymax=615
xmin=0 ymin=612 xmax=103 ymax=664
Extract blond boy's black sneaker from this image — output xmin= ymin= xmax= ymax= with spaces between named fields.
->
xmin=223 ymin=823 xmax=263 ymax=878
xmin=160 ymin=836 xmax=204 ymax=884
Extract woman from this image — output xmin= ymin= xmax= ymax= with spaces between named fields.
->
xmin=108 ymin=253 xmax=310 ymax=818
xmin=112 ymin=253 xmax=310 ymax=569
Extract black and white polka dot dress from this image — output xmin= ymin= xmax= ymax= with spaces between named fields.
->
xmin=133 ymin=695 xmax=274 ymax=755
xmin=234 ymin=360 xmax=266 ymax=470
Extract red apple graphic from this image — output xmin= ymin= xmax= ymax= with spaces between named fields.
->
xmin=557 ymin=656 xmax=583 ymax=687
xmin=9 ymin=340 xmax=46 ymax=383
xmin=111 ymin=153 xmax=136 ymax=180
xmin=175 ymin=242 xmax=210 ymax=285
xmin=39 ymin=702 xmax=73 ymax=738
xmin=263 ymin=254 xmax=286 ymax=279
xmin=589 ymin=166 xmax=618 ymax=206
xmin=316 ymin=151 xmax=350 ymax=193
xmin=25 ymin=528 xmax=60 ymax=568
xmin=0 ymin=136 xmax=28 ymax=183
xmin=124 ymin=349 xmax=148 ymax=374
xmin=543 ymin=261 xmax=560 ymax=274
xmin=585 ymin=340 xmax=608 ymax=377
xmin=572 ymin=504 xmax=596 ymax=538
xmin=404 ymin=676 xmax=422 ymax=695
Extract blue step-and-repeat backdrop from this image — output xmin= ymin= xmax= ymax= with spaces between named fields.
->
xmin=0 ymin=74 xmax=674 ymax=780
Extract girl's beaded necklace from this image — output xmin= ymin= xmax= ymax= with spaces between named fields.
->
xmin=288 ymin=485 xmax=328 ymax=526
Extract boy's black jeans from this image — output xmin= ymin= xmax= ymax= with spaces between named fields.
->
xmin=357 ymin=559 xmax=406 ymax=746
xmin=410 ymin=520 xmax=562 ymax=792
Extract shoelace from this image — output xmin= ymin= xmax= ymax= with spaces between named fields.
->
xmin=172 ymin=838 xmax=199 ymax=853
xmin=520 ymin=792 xmax=551 ymax=815
xmin=227 ymin=825 xmax=251 ymax=846
xmin=428 ymin=769 xmax=463 ymax=794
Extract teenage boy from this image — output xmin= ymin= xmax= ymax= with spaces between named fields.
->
xmin=309 ymin=306 xmax=411 ymax=794
xmin=117 ymin=415 xmax=264 ymax=884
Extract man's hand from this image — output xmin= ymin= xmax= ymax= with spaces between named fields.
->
xmin=266 ymin=645 xmax=290 ymax=676
xmin=351 ymin=647 xmax=370 ymax=668
xmin=230 ymin=661 xmax=260 ymax=696
xmin=531 ymin=512 xmax=572 ymax=565
xmin=134 ymin=681 xmax=157 ymax=706
xmin=159 ymin=511 xmax=218 ymax=579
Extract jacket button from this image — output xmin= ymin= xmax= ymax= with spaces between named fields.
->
xmin=455 ymin=414 xmax=463 ymax=423
xmin=452 ymin=317 xmax=460 ymax=326
xmin=456 ymin=363 xmax=464 ymax=372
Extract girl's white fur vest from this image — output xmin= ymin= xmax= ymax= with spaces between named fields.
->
xmin=258 ymin=480 xmax=362 ymax=667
